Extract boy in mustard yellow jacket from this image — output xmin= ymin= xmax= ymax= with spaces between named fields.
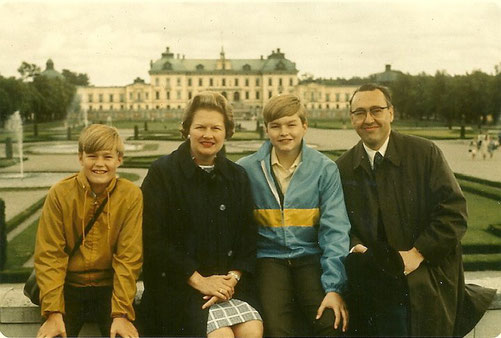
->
xmin=35 ymin=124 xmax=142 ymax=338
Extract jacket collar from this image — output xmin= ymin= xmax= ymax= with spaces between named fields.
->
xmin=254 ymin=139 xmax=310 ymax=163
xmin=178 ymin=139 xmax=233 ymax=180
xmin=76 ymin=170 xmax=117 ymax=195
xmin=352 ymin=130 xmax=401 ymax=171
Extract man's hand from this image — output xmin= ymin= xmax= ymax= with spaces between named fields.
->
xmin=316 ymin=291 xmax=349 ymax=332
xmin=351 ymin=244 xmax=368 ymax=253
xmin=188 ymin=271 xmax=235 ymax=300
xmin=399 ymin=247 xmax=424 ymax=275
xmin=110 ymin=317 xmax=139 ymax=338
xmin=36 ymin=312 xmax=66 ymax=338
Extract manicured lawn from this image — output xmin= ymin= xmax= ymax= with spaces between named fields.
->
xmin=4 ymin=218 xmax=38 ymax=270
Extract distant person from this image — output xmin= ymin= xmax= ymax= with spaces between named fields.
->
xmin=238 ymin=94 xmax=351 ymax=336
xmin=477 ymin=132 xmax=489 ymax=160
xmin=336 ymin=83 xmax=495 ymax=336
xmin=140 ymin=91 xmax=263 ymax=337
xmin=487 ymin=135 xmax=497 ymax=158
xmin=468 ymin=139 xmax=477 ymax=159
xmin=35 ymin=124 xmax=143 ymax=338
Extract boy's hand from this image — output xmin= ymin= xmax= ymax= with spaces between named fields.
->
xmin=110 ymin=317 xmax=138 ymax=338
xmin=316 ymin=291 xmax=349 ymax=332
xmin=36 ymin=312 xmax=66 ymax=338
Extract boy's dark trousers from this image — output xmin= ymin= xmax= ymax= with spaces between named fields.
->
xmin=63 ymin=285 xmax=113 ymax=337
xmin=256 ymin=255 xmax=343 ymax=337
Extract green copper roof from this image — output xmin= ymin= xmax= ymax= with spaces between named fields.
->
xmin=41 ymin=59 xmax=64 ymax=79
xmin=149 ymin=48 xmax=298 ymax=74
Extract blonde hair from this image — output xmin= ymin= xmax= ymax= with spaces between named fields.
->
xmin=263 ymin=94 xmax=307 ymax=126
xmin=181 ymin=91 xmax=235 ymax=139
xmin=78 ymin=124 xmax=125 ymax=157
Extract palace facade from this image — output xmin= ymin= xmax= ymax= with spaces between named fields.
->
xmin=76 ymin=47 xmax=358 ymax=120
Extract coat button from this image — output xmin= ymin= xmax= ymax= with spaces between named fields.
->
xmin=227 ymin=250 xmax=233 ymax=257
xmin=219 ymin=204 xmax=226 ymax=211
xmin=161 ymin=272 xmax=166 ymax=277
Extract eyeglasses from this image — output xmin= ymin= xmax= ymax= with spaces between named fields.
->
xmin=350 ymin=106 xmax=389 ymax=121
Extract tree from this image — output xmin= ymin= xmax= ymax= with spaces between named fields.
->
xmin=62 ymin=69 xmax=90 ymax=86
xmin=17 ymin=61 xmax=41 ymax=81
xmin=0 ymin=76 xmax=27 ymax=127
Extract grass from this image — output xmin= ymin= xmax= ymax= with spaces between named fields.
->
xmin=112 ymin=120 xmax=182 ymax=130
xmin=0 ymin=157 xmax=26 ymax=168
xmin=118 ymin=172 xmax=140 ymax=182
xmin=463 ymin=254 xmax=501 ymax=270
xmin=4 ymin=218 xmax=39 ymax=270
xmin=394 ymin=127 xmax=476 ymax=140
xmin=5 ymin=195 xmax=46 ymax=233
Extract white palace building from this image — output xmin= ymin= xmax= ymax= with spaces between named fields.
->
xmin=76 ymin=47 xmax=359 ymax=120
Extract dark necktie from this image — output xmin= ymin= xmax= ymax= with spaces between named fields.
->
xmin=373 ymin=152 xmax=384 ymax=171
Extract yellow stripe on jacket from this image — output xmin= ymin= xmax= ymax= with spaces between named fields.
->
xmin=254 ymin=208 xmax=320 ymax=227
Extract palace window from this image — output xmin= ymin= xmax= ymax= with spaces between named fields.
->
xmin=256 ymin=91 xmax=260 ymax=99
xmin=256 ymin=78 xmax=260 ymax=86
xmin=98 ymin=94 xmax=103 ymax=103
xmin=336 ymin=93 xmax=340 ymax=102
xmin=245 ymin=78 xmax=249 ymax=86
xmin=245 ymin=91 xmax=249 ymax=100
xmin=109 ymin=94 xmax=114 ymax=102
xmin=188 ymin=78 xmax=192 ymax=86
xmin=188 ymin=91 xmax=192 ymax=99
xmin=235 ymin=78 xmax=239 ymax=86
xmin=209 ymin=78 xmax=214 ymax=86
xmin=243 ymin=64 xmax=251 ymax=71
xmin=156 ymin=91 xmax=160 ymax=100
xmin=196 ymin=64 xmax=204 ymax=70
xmin=289 ymin=78 xmax=294 ymax=86
xmin=279 ymin=78 xmax=283 ymax=86
xmin=177 ymin=90 xmax=181 ymax=99
xmin=177 ymin=78 xmax=181 ymax=86
xmin=222 ymin=78 xmax=226 ymax=87
xmin=268 ymin=78 xmax=272 ymax=86
xmin=199 ymin=78 xmax=203 ymax=86
xmin=88 ymin=94 xmax=93 ymax=103
xmin=166 ymin=91 xmax=170 ymax=100
xmin=268 ymin=91 xmax=272 ymax=98
xmin=163 ymin=62 xmax=172 ymax=70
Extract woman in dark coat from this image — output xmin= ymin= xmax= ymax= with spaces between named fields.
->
xmin=140 ymin=92 xmax=263 ymax=337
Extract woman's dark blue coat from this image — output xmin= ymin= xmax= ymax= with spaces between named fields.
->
xmin=140 ymin=140 xmax=259 ymax=336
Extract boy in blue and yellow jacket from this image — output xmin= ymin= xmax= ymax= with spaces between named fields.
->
xmin=238 ymin=94 xmax=350 ymax=336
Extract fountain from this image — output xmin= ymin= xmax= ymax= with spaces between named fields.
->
xmin=5 ymin=111 xmax=24 ymax=178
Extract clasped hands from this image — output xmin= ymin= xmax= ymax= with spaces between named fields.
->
xmin=188 ymin=271 xmax=239 ymax=309
xmin=351 ymin=244 xmax=424 ymax=275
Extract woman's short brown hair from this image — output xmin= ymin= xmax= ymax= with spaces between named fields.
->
xmin=262 ymin=94 xmax=307 ymax=126
xmin=78 ymin=124 xmax=125 ymax=157
xmin=181 ymin=91 xmax=235 ymax=139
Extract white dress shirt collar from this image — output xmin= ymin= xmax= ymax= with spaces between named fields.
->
xmin=363 ymin=135 xmax=390 ymax=169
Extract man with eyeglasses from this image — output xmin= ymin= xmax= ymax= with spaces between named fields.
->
xmin=335 ymin=84 xmax=495 ymax=336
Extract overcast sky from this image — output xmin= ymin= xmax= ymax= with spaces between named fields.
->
xmin=1 ymin=0 xmax=500 ymax=86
